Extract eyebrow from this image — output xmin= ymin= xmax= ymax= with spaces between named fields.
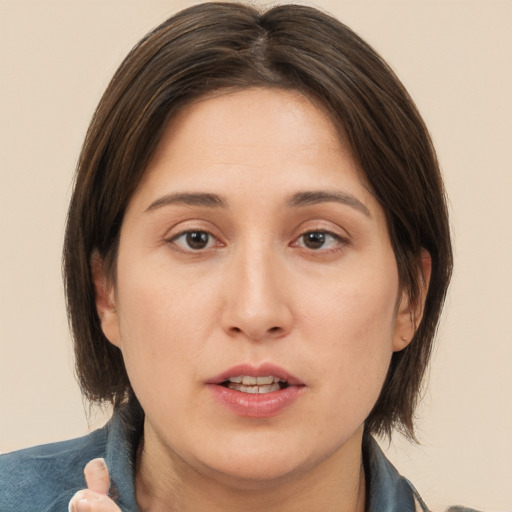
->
xmin=145 ymin=190 xmax=370 ymax=217
xmin=286 ymin=191 xmax=371 ymax=217
xmin=146 ymin=192 xmax=228 ymax=211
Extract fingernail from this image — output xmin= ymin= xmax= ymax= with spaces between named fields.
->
xmin=87 ymin=457 xmax=107 ymax=470
xmin=76 ymin=498 xmax=90 ymax=512
xmin=69 ymin=498 xmax=90 ymax=512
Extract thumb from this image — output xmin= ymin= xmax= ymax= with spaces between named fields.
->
xmin=84 ymin=458 xmax=110 ymax=494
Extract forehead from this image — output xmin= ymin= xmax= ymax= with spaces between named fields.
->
xmin=160 ymin=89 xmax=339 ymax=152
xmin=138 ymin=87 xmax=366 ymax=192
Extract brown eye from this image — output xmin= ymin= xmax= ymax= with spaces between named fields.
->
xmin=302 ymin=232 xmax=327 ymax=249
xmin=170 ymin=230 xmax=215 ymax=251
xmin=293 ymin=230 xmax=347 ymax=253
xmin=185 ymin=231 xmax=210 ymax=249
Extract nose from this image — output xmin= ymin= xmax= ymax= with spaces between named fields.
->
xmin=220 ymin=244 xmax=293 ymax=342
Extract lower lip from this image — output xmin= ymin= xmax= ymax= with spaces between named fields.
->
xmin=207 ymin=384 xmax=304 ymax=418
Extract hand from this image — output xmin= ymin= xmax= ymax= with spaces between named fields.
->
xmin=68 ymin=458 xmax=121 ymax=512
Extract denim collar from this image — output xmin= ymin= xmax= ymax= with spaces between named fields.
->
xmin=104 ymin=406 xmax=141 ymax=511
xmin=364 ymin=436 xmax=426 ymax=511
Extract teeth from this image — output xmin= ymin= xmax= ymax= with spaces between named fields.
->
xmin=224 ymin=376 xmax=286 ymax=393
xmin=227 ymin=382 xmax=281 ymax=393
xmin=227 ymin=375 xmax=281 ymax=385
xmin=253 ymin=376 xmax=273 ymax=385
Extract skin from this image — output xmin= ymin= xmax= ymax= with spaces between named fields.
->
xmin=78 ymin=88 xmax=425 ymax=512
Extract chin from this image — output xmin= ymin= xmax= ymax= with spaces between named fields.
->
xmin=194 ymin=435 xmax=327 ymax=490
xmin=204 ymin=457 xmax=309 ymax=491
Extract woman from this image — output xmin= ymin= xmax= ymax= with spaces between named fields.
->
xmin=1 ymin=2 xmax=467 ymax=511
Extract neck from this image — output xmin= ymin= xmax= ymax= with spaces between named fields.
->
xmin=135 ymin=423 xmax=366 ymax=512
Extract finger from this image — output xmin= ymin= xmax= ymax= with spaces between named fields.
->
xmin=68 ymin=489 xmax=121 ymax=512
xmin=83 ymin=458 xmax=110 ymax=494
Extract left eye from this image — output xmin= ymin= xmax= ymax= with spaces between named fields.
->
xmin=170 ymin=230 xmax=217 ymax=251
xmin=295 ymin=231 xmax=344 ymax=250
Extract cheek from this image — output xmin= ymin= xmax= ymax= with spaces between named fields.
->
xmin=300 ymin=257 xmax=398 ymax=344
xmin=298 ymin=260 xmax=398 ymax=411
xmin=113 ymin=256 xmax=222 ymax=391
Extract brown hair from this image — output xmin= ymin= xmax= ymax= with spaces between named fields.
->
xmin=63 ymin=2 xmax=452 ymax=440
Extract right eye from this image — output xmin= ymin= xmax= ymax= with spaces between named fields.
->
xmin=168 ymin=230 xmax=218 ymax=251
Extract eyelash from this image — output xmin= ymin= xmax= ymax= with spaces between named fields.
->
xmin=166 ymin=229 xmax=348 ymax=255
xmin=167 ymin=230 xmax=222 ymax=253
xmin=291 ymin=230 xmax=348 ymax=253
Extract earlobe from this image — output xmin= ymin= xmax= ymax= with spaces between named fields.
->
xmin=393 ymin=249 xmax=432 ymax=352
xmin=91 ymin=251 xmax=121 ymax=348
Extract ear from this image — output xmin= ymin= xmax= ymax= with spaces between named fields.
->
xmin=393 ymin=248 xmax=432 ymax=352
xmin=91 ymin=251 xmax=121 ymax=348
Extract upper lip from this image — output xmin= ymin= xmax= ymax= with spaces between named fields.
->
xmin=206 ymin=363 xmax=305 ymax=386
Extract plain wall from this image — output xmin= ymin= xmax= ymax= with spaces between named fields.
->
xmin=1 ymin=1 xmax=511 ymax=510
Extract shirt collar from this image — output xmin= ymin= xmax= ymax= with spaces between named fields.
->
xmin=364 ymin=435 xmax=425 ymax=511
xmin=104 ymin=403 xmax=142 ymax=512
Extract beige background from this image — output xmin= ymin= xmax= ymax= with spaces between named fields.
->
xmin=1 ymin=1 xmax=511 ymax=510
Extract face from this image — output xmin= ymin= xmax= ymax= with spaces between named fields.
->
xmin=98 ymin=88 xmax=413 ymax=487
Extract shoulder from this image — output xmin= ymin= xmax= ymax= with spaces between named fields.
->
xmin=0 ymin=426 xmax=109 ymax=512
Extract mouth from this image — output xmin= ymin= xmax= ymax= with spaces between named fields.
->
xmin=206 ymin=363 xmax=305 ymax=417
xmin=219 ymin=375 xmax=289 ymax=394
xmin=207 ymin=363 xmax=304 ymax=390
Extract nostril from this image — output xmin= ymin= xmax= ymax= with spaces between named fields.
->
xmin=269 ymin=326 xmax=281 ymax=333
